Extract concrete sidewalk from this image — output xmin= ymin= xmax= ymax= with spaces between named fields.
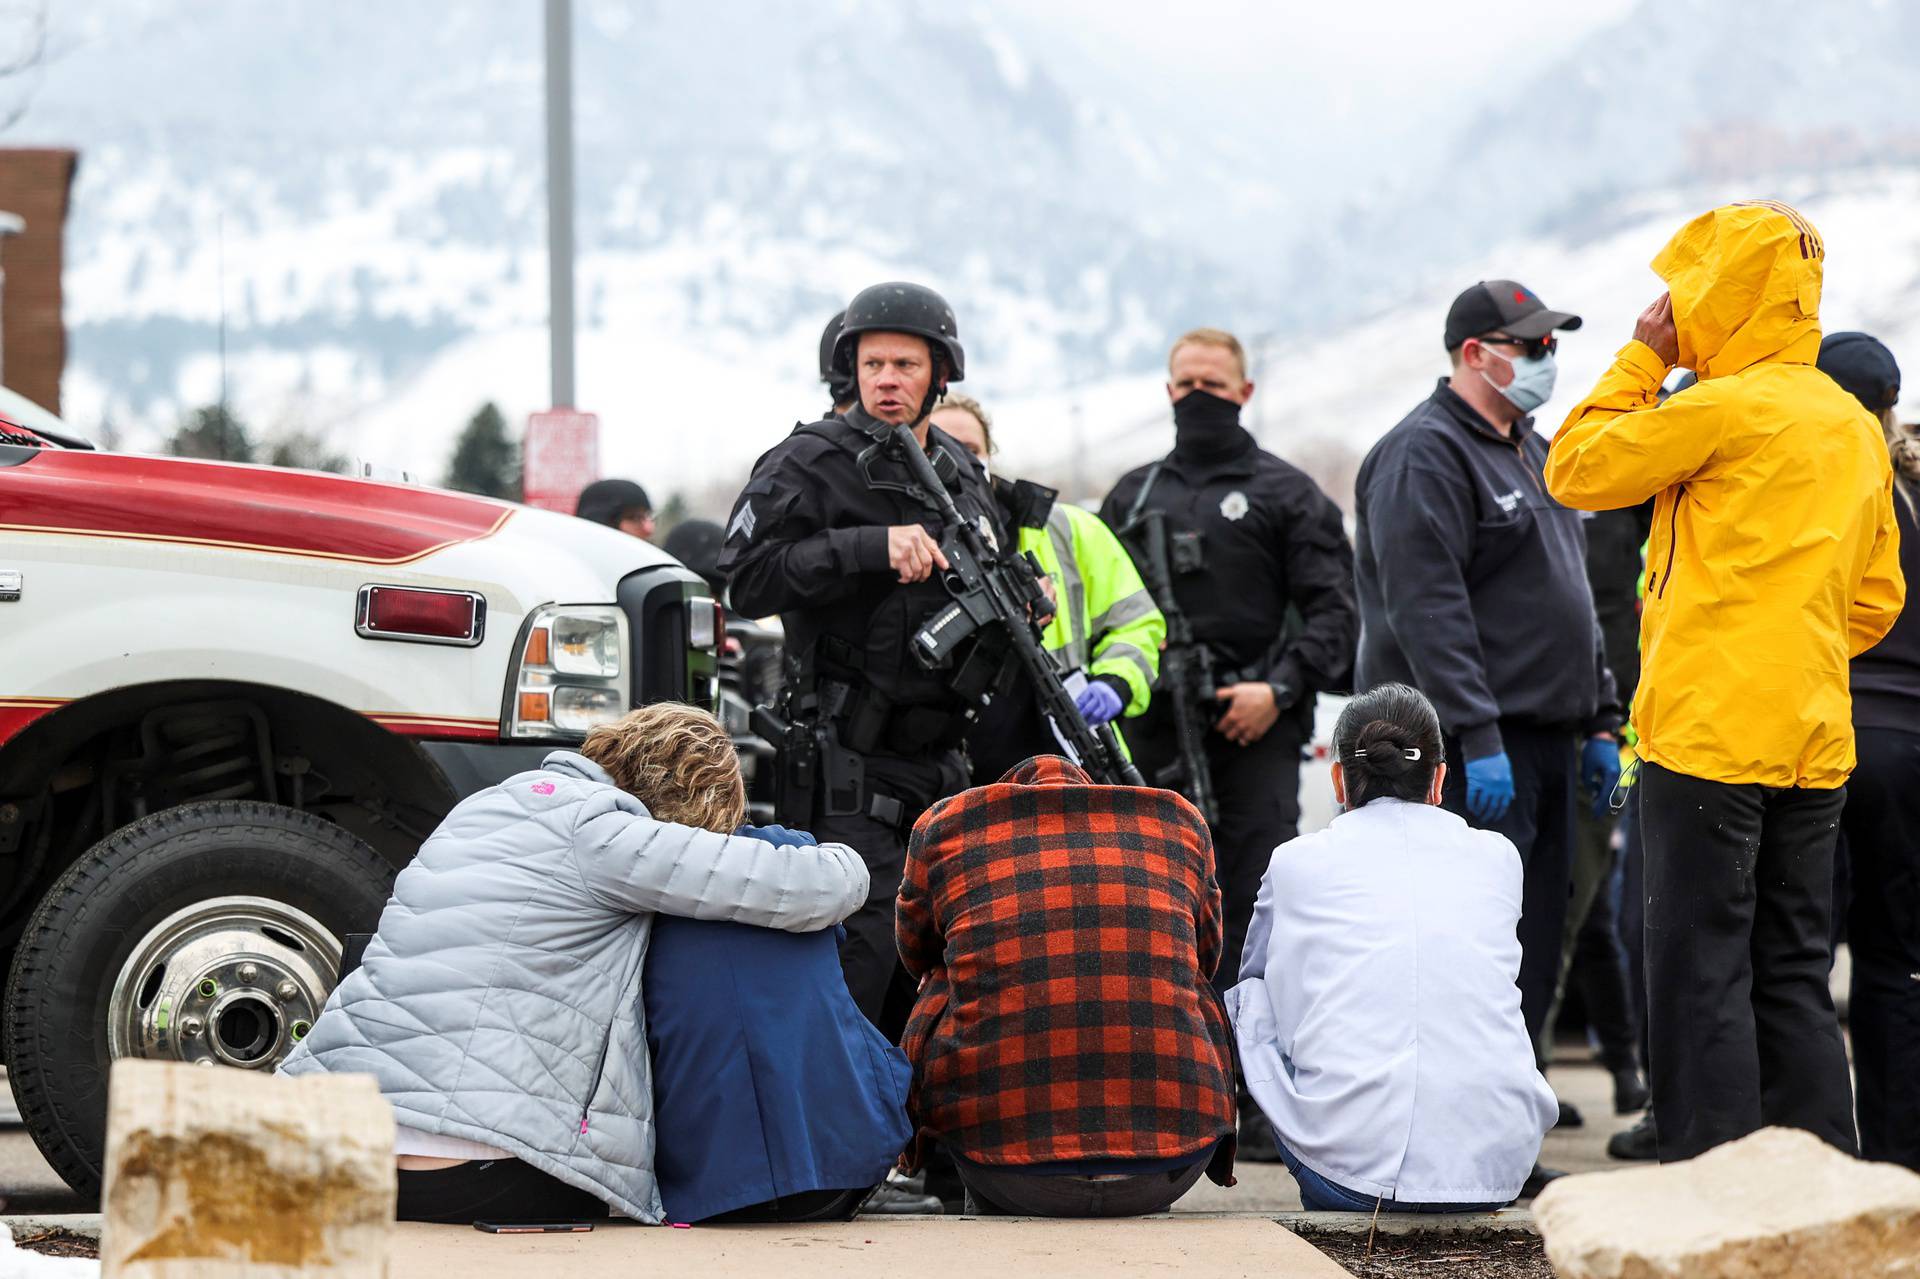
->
xmin=389 ymin=1216 xmax=1350 ymax=1278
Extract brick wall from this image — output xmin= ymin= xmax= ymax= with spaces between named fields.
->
xmin=0 ymin=147 xmax=77 ymax=417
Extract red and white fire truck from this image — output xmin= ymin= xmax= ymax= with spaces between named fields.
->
xmin=0 ymin=418 xmax=720 ymax=1194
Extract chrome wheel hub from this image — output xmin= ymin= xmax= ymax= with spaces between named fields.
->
xmin=107 ymin=896 xmax=342 ymax=1069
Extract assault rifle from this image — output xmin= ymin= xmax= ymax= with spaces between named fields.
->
xmin=881 ymin=423 xmax=1144 ymax=788
xmin=1117 ymin=506 xmax=1220 ymax=825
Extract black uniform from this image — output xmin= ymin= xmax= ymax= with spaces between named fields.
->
xmin=1353 ymin=379 xmax=1620 ymax=1049
xmin=1101 ymin=409 xmax=1357 ymax=989
xmin=719 ymin=405 xmax=1012 ymax=1024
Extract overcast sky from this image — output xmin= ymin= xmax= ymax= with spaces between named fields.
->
xmin=999 ymin=0 xmax=1643 ymax=165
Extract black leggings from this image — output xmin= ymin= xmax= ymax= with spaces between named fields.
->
xmin=396 ymin=1159 xmax=868 ymax=1226
xmin=397 ymin=1159 xmax=611 ymax=1225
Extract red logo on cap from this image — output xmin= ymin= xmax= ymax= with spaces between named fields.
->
xmin=1513 ymin=290 xmax=1530 ymax=303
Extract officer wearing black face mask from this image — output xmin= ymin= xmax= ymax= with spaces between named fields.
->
xmin=1099 ymin=328 xmax=1358 ymax=995
xmin=720 ymin=282 xmax=1014 ymax=1031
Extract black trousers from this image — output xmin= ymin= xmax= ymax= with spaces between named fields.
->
xmin=702 ymin=1187 xmax=870 ymax=1224
xmin=1546 ymin=800 xmax=1640 ymax=1071
xmin=811 ymin=752 xmax=956 ymax=1034
xmin=1841 ymin=727 xmax=1920 ymax=1172
xmin=1131 ymin=705 xmax=1303 ymax=990
xmin=1441 ymin=721 xmax=1577 ymax=1052
xmin=1638 ymin=761 xmax=1856 ymax=1162
xmin=1617 ymin=789 xmax=1650 ymax=1070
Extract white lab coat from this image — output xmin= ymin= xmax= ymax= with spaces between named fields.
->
xmin=1224 ymin=798 xmax=1557 ymax=1204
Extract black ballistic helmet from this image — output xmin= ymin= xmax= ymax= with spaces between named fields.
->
xmin=819 ymin=310 xmax=848 ymax=379
xmin=831 ymin=282 xmax=965 ymax=383
xmin=819 ymin=309 xmax=857 ymax=406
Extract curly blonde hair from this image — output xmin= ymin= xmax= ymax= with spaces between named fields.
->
xmin=579 ymin=703 xmax=745 ymax=834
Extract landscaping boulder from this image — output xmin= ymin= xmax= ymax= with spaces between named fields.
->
xmin=1535 ymin=1126 xmax=1920 ymax=1278
xmin=100 ymin=1059 xmax=394 ymax=1278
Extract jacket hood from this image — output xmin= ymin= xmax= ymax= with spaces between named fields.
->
xmin=997 ymin=755 xmax=1093 ymax=788
xmin=1652 ymin=201 xmax=1824 ymax=379
xmin=543 ymin=750 xmax=617 ymax=788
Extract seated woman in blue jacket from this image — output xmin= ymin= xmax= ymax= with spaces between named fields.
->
xmin=281 ymin=703 xmax=910 ymax=1225
xmin=1226 ymin=683 xmax=1557 ymax=1213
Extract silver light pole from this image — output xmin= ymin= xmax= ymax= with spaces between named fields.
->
xmin=544 ymin=0 xmax=575 ymax=408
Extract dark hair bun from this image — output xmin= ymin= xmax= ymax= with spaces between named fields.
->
xmin=1355 ymin=720 xmax=1417 ymax=777
xmin=1331 ymin=682 xmax=1444 ymax=808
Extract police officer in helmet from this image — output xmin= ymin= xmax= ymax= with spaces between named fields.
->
xmin=820 ymin=310 xmax=858 ymax=418
xmin=720 ymin=282 xmax=1009 ymax=1028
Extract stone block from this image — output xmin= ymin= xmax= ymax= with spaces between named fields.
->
xmin=1535 ymin=1125 xmax=1920 ymax=1278
xmin=100 ymin=1059 xmax=393 ymax=1278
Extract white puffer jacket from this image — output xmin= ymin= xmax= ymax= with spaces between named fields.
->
xmin=279 ymin=751 xmax=868 ymax=1221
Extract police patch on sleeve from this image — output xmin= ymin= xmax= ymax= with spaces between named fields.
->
xmin=1220 ymin=491 xmax=1250 ymax=521
xmin=728 ymin=500 xmax=757 ymax=542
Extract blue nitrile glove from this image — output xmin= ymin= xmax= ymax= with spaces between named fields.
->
xmin=1581 ymin=736 xmax=1621 ymax=819
xmin=735 ymin=822 xmax=816 ymax=849
xmin=1074 ymin=678 xmax=1125 ymax=727
xmin=1464 ymin=752 xmax=1516 ymax=824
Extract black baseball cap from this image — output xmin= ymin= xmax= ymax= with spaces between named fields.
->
xmin=1819 ymin=332 xmax=1901 ymax=414
xmin=1445 ymin=280 xmax=1583 ymax=351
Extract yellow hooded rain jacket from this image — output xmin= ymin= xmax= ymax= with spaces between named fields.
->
xmin=1545 ymin=201 xmax=1904 ymax=788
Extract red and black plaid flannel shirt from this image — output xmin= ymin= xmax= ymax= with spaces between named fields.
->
xmin=897 ymin=755 xmax=1236 ymax=1175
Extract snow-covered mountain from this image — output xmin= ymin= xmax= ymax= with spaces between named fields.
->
xmin=28 ymin=0 xmax=1270 ymax=463
xmin=9 ymin=0 xmax=1919 ymax=504
xmin=994 ymin=169 xmax=1920 ymax=513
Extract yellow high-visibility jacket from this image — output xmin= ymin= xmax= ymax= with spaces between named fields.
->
xmin=1546 ymin=201 xmax=1904 ymax=788
xmin=1019 ymin=501 xmax=1165 ymax=717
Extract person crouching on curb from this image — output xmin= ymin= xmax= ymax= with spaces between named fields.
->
xmin=1228 ymin=683 xmax=1557 ymax=1212
xmin=279 ymin=703 xmax=881 ymax=1225
xmin=1545 ymin=201 xmax=1903 ymax=1163
xmin=897 ymin=755 xmax=1236 ymax=1217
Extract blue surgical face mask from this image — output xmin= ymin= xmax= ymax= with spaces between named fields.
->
xmin=1480 ymin=347 xmax=1558 ymax=414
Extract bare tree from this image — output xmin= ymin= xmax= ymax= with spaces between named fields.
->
xmin=0 ymin=2 xmax=48 ymax=133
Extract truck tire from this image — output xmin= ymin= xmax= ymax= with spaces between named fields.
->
xmin=2 ymin=800 xmax=396 ymax=1197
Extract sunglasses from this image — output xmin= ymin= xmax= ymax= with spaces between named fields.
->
xmin=1475 ymin=333 xmax=1557 ymax=361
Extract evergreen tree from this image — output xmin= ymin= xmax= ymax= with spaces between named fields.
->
xmin=263 ymin=431 xmax=350 ymax=474
xmin=655 ymin=491 xmax=690 ymax=537
xmin=167 ymin=404 xmax=254 ymax=462
xmin=443 ymin=402 xmax=520 ymax=499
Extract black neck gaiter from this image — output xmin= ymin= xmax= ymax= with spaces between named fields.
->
xmin=1171 ymin=389 xmax=1254 ymax=465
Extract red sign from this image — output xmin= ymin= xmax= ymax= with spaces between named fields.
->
xmin=522 ymin=409 xmax=600 ymax=514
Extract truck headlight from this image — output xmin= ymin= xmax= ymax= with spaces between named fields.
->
xmin=551 ymin=612 xmax=624 ymax=678
xmin=508 ymin=604 xmax=630 ymax=740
